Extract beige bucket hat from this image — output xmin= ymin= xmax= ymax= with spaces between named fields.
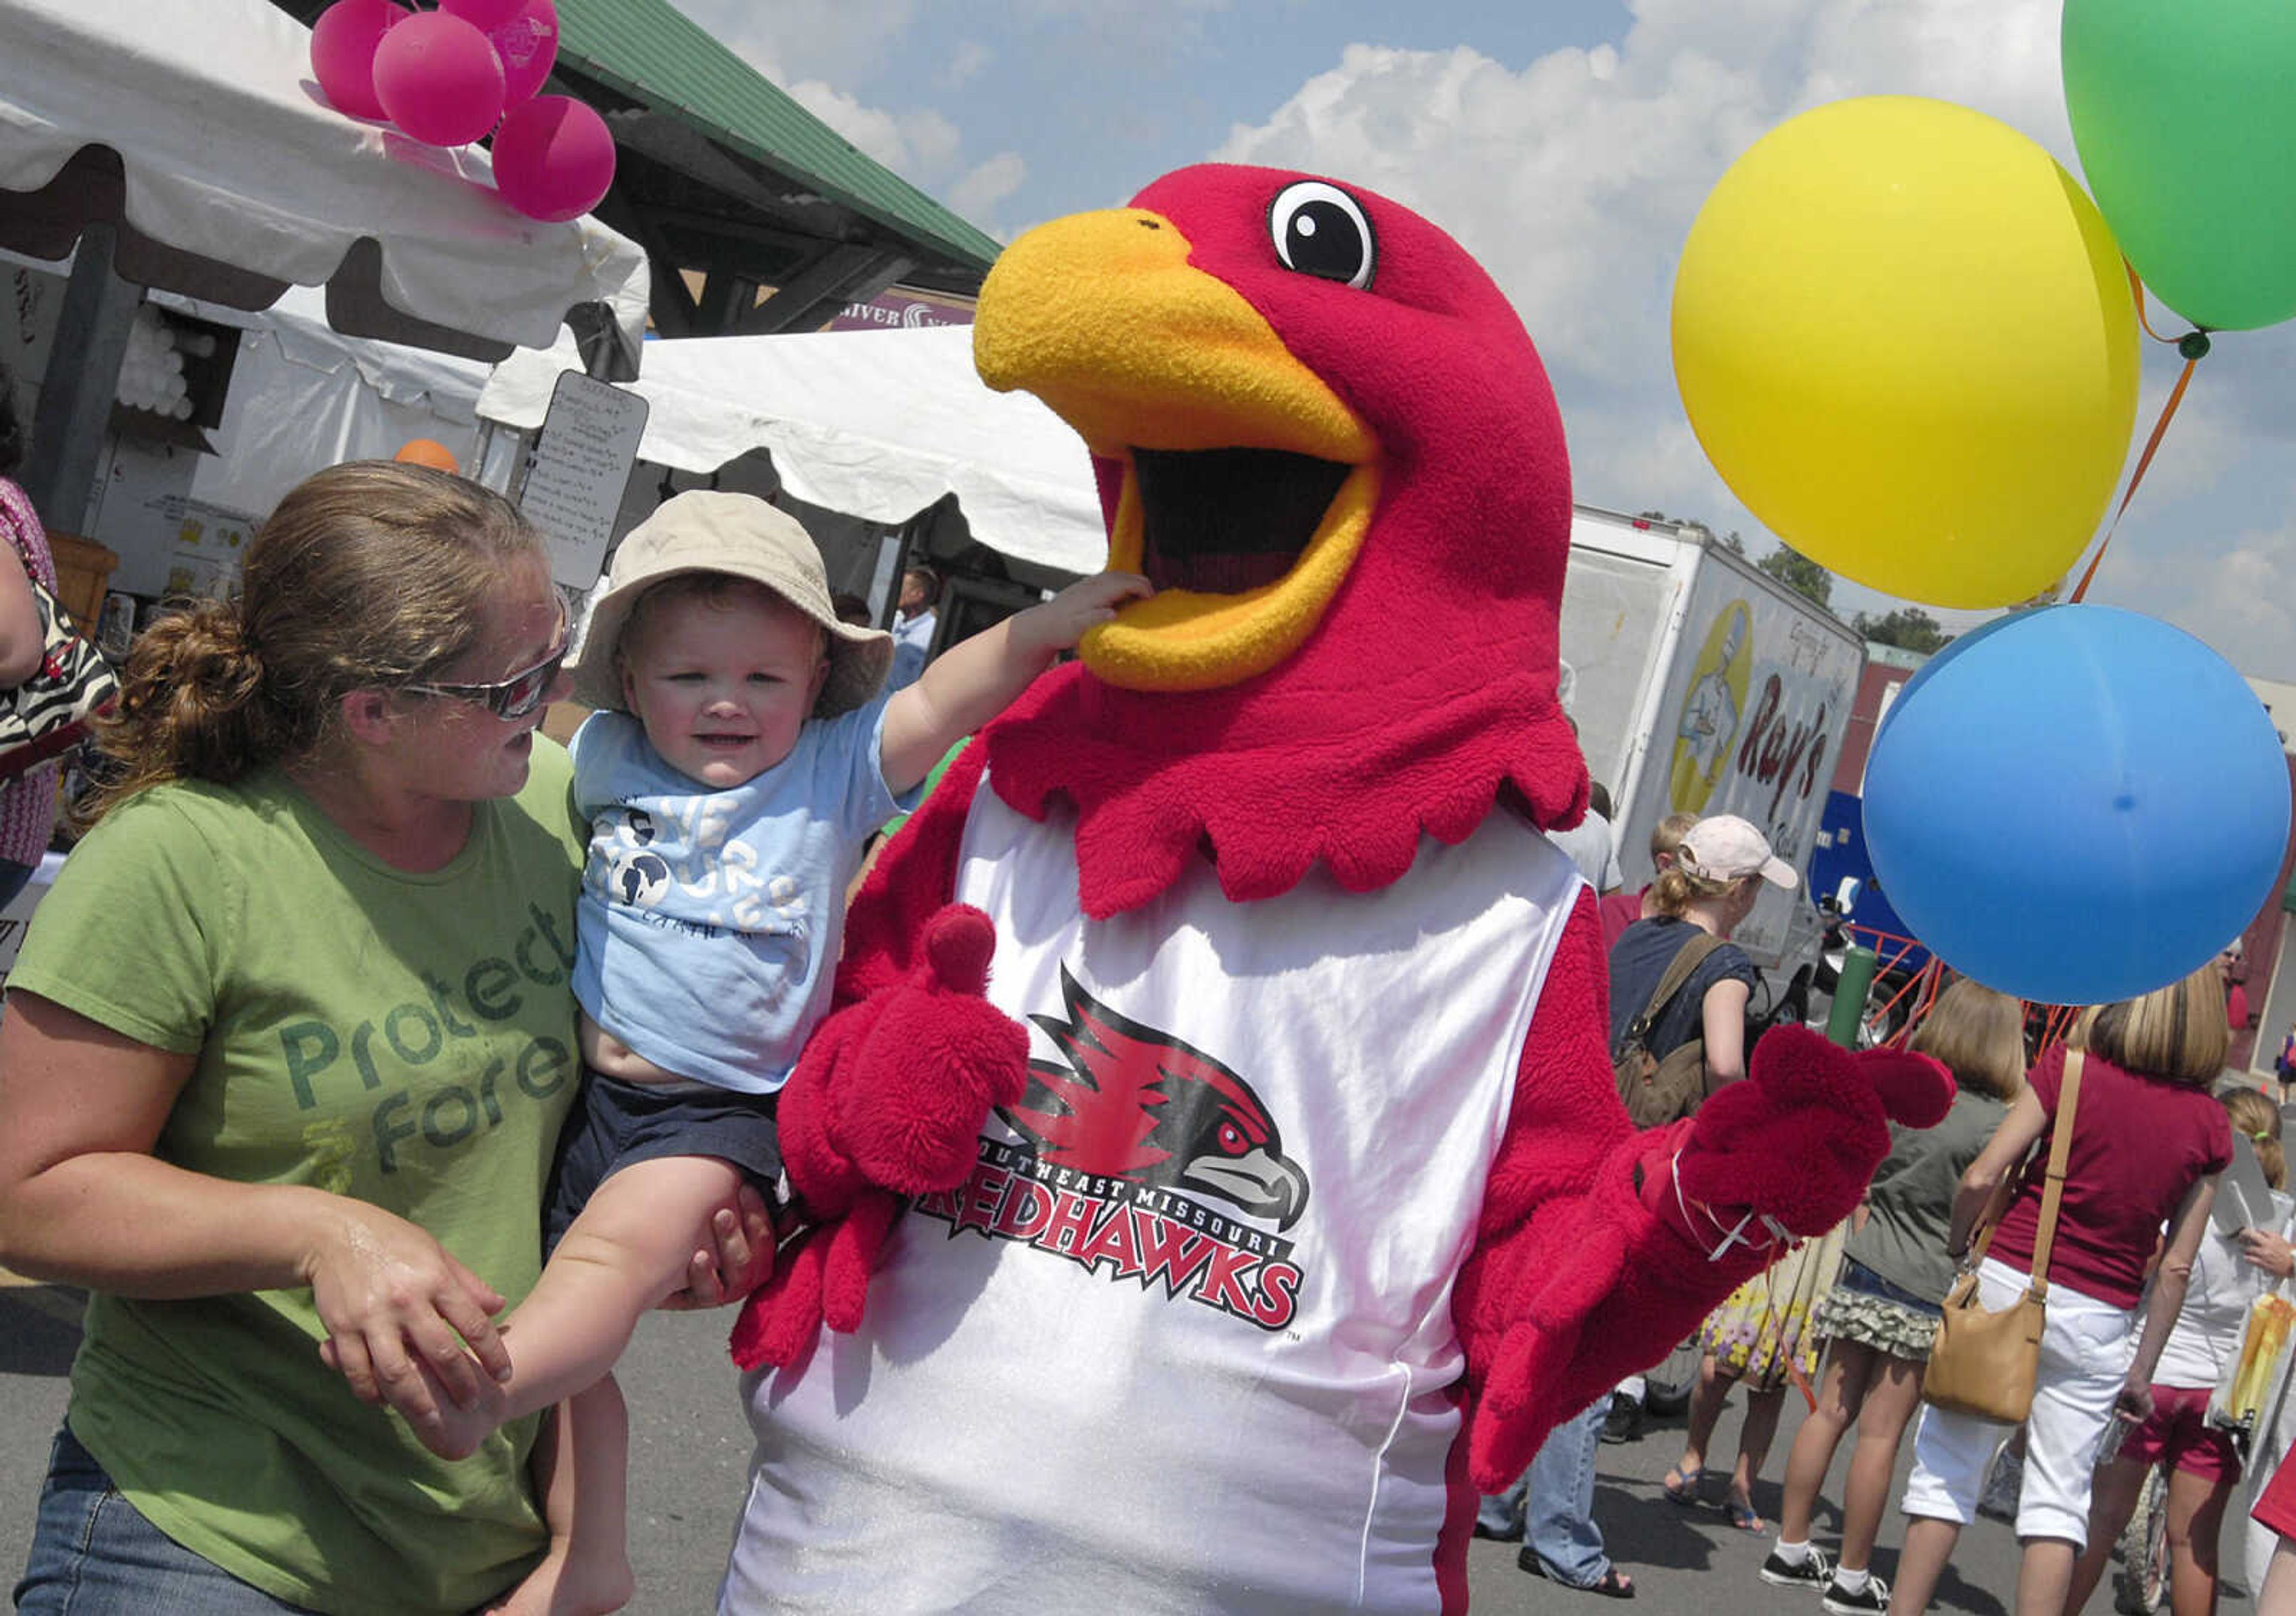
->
xmin=569 ymin=491 xmax=893 ymax=716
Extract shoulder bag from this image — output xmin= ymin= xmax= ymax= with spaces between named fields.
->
xmin=1922 ymin=1049 xmax=2084 ymax=1423
xmin=2209 ymin=1185 xmax=2296 ymax=1454
xmin=0 ymin=568 xmax=118 ymax=781
xmin=2209 ymin=1289 xmax=2296 ymax=1455
xmin=1613 ymin=929 xmax=1726 ymax=1129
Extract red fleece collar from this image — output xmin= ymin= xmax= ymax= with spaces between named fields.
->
xmin=985 ymin=658 xmax=1586 ymax=919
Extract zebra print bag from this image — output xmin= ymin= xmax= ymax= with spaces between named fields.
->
xmin=0 ymin=574 xmax=117 ymax=780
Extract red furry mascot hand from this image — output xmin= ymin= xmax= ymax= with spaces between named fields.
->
xmin=729 ymin=905 xmax=1029 ymax=1370
xmin=1467 ymin=1026 xmax=1953 ymax=1489
xmin=1674 ymin=1027 xmax=1955 ymax=1236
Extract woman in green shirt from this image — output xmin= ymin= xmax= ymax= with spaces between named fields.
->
xmin=0 ymin=464 xmax=760 ymax=1616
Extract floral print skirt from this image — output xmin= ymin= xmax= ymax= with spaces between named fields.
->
xmin=1696 ymin=1219 xmax=1851 ymax=1392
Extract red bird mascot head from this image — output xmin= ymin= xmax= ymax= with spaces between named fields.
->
xmin=974 ymin=163 xmax=1587 ymax=916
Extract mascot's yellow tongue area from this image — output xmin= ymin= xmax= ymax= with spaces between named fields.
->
xmin=975 ymin=208 xmax=1378 ymax=693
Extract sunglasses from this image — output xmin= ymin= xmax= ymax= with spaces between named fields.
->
xmin=404 ymin=611 xmax=570 ymax=721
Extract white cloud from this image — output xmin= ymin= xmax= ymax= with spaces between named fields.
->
xmin=784 ymin=81 xmax=964 ymax=186
xmin=1009 ymin=0 xmax=1224 ymax=20
xmin=948 ymin=153 xmax=1030 ymax=230
xmin=689 ymin=0 xmax=920 ymax=89
xmin=944 ymin=41 xmax=995 ymax=90
xmin=677 ymin=1 xmax=1018 ymax=230
xmin=2090 ymin=498 xmax=2296 ymax=680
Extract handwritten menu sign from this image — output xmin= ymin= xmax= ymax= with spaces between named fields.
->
xmin=521 ymin=371 xmax=649 ymax=587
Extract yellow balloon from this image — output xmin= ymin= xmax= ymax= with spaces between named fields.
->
xmin=1672 ymin=97 xmax=2139 ymax=609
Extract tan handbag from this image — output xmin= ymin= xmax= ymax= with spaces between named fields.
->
xmin=1921 ymin=1050 xmax=2085 ymax=1423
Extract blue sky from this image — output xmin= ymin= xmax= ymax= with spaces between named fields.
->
xmin=686 ymin=0 xmax=2296 ymax=681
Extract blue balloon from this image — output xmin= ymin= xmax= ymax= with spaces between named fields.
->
xmin=1862 ymin=605 xmax=2289 ymax=1007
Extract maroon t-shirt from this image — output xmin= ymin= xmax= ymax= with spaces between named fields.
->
xmin=1987 ymin=1044 xmax=2231 ymax=1309
xmin=1598 ymin=886 xmax=1647 ymax=955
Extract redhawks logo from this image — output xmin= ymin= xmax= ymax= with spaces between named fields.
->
xmin=911 ymin=971 xmax=1310 ymax=1331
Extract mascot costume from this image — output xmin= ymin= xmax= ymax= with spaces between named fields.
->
xmin=720 ymin=163 xmax=1952 ymax=1614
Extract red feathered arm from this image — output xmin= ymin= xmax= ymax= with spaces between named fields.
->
xmin=730 ymin=746 xmax=1006 ymax=1370
xmin=834 ymin=740 xmax=994 ymax=1005
xmin=1454 ymin=894 xmax=1954 ymax=1490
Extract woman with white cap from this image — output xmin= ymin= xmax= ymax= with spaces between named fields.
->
xmin=1608 ymin=812 xmax=1796 ymax=1118
xmin=1609 ymin=815 xmax=1809 ymax=1534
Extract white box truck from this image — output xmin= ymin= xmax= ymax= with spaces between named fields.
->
xmin=1559 ymin=503 xmax=1866 ymax=978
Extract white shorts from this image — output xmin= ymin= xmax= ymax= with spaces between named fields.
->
xmin=1900 ymin=1257 xmax=2136 ymax=1547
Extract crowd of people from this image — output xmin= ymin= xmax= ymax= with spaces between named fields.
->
xmin=1474 ymin=787 xmax=2296 ymax=1616
xmin=1 ymin=446 xmax=2293 ymax=1616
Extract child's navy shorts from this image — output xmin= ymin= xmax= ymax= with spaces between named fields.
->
xmin=544 ymin=1066 xmax=784 ymax=1254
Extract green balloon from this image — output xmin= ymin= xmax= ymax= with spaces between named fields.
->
xmin=2062 ymin=0 xmax=2296 ymax=331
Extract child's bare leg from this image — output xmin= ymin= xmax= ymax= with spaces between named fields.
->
xmin=486 ymin=1383 xmax=635 ymax=1615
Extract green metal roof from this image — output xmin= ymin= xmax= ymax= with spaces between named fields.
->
xmin=555 ymin=0 xmax=1000 ymax=271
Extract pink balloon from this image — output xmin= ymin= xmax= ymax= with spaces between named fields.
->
xmin=491 ymin=96 xmax=616 ymax=222
xmin=491 ymin=0 xmax=561 ymax=106
xmin=372 ymin=11 xmax=506 ymax=148
xmin=439 ymin=0 xmax=523 ymax=29
xmin=310 ymin=0 xmax=411 ymax=122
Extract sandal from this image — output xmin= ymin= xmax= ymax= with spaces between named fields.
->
xmin=1724 ymin=1493 xmax=1767 ymax=1533
xmin=1662 ymin=1464 xmax=1703 ymax=1507
xmin=1518 ymin=1548 xmax=1636 ymax=1599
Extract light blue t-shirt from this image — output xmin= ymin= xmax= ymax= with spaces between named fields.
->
xmin=569 ymin=698 xmax=910 ymax=1094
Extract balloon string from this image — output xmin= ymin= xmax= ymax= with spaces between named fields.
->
xmin=2127 ymin=263 xmax=2181 ymax=346
xmin=2070 ymin=273 xmax=2208 ymax=605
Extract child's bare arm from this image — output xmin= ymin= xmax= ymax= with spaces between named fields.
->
xmin=881 ymin=571 xmax=1150 ymax=792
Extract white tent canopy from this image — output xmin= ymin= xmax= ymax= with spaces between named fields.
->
xmin=478 ymin=325 xmax=1109 ymax=575
xmin=0 ymin=0 xmax=648 ymax=361
xmin=166 ymin=283 xmax=494 ymax=526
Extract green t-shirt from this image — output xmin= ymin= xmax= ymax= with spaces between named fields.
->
xmin=880 ymin=737 xmax=969 ymax=839
xmin=9 ymin=742 xmax=586 ymax=1615
xmin=1845 ymin=1087 xmax=2010 ymax=1306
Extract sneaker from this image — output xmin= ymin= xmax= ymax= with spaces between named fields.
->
xmin=1759 ymin=1544 xmax=1834 ymax=1591
xmin=1599 ymin=1393 xmax=1645 ymax=1446
xmin=1822 ymin=1574 xmax=1889 ymax=1614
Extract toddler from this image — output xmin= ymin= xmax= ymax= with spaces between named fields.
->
xmin=410 ymin=492 xmax=1145 ymax=1542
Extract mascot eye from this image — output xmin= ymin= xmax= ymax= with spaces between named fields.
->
xmin=1268 ymin=181 xmax=1375 ymax=289
xmin=1217 ymin=1121 xmax=1246 ymax=1154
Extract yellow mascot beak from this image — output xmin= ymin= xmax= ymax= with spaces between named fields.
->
xmin=974 ymin=208 xmax=1379 ymax=693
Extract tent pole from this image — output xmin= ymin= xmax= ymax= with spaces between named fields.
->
xmin=25 ymin=223 xmax=139 ymax=531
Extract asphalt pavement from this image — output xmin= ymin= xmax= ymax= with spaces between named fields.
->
xmin=0 ymin=1280 xmax=2247 ymax=1613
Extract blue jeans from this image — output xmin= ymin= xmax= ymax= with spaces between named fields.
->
xmin=1835 ymin=1255 xmax=1941 ymax=1316
xmin=0 ymin=856 xmax=36 ymax=912
xmin=13 ymin=1425 xmax=319 ymax=1614
xmin=1478 ymin=1397 xmax=1614 ymax=1587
